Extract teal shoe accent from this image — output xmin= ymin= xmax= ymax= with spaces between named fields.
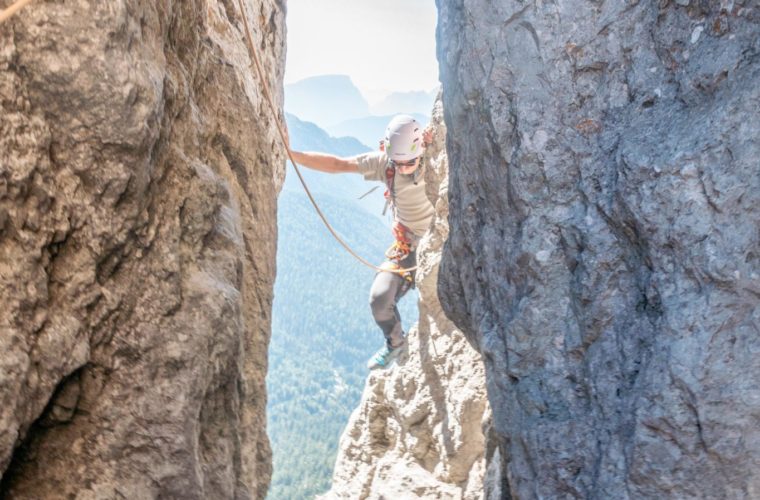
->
xmin=367 ymin=343 xmax=403 ymax=370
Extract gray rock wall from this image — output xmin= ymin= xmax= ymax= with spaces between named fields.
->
xmin=436 ymin=1 xmax=759 ymax=498
xmin=0 ymin=1 xmax=285 ymax=498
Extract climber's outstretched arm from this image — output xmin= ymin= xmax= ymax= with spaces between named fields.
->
xmin=289 ymin=150 xmax=360 ymax=174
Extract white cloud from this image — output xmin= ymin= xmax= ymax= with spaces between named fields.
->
xmin=285 ymin=0 xmax=439 ymax=102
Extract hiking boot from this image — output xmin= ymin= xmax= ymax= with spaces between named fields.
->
xmin=367 ymin=342 xmax=404 ymax=370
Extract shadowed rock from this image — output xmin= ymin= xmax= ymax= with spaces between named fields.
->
xmin=0 ymin=1 xmax=285 ymax=498
xmin=437 ymin=1 xmax=760 ymax=498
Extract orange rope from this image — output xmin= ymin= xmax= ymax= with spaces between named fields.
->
xmin=235 ymin=0 xmax=417 ymax=274
xmin=1 ymin=0 xmax=417 ymax=274
xmin=0 ymin=0 xmax=33 ymax=24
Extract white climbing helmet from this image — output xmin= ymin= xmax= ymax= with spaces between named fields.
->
xmin=384 ymin=114 xmax=424 ymax=162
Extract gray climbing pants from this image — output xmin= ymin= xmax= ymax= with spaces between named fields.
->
xmin=369 ymin=249 xmax=417 ymax=349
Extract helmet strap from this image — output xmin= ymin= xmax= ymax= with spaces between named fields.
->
xmin=412 ymin=156 xmax=424 ymax=185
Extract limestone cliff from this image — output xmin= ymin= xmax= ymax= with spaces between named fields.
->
xmin=320 ymin=99 xmax=489 ymax=499
xmin=0 ymin=1 xmax=285 ymax=498
xmin=437 ymin=1 xmax=760 ymax=498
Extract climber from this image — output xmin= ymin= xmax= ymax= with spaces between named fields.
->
xmin=288 ymin=115 xmax=435 ymax=370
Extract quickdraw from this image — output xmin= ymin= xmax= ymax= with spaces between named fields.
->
xmin=384 ymin=221 xmax=416 ymax=280
xmin=386 ymin=221 xmax=414 ymax=258
xmin=385 ymin=239 xmax=411 ymax=261
xmin=379 ymin=261 xmax=415 ymax=284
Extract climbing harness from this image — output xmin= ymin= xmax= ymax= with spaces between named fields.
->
xmin=385 ymin=221 xmax=414 ymax=261
xmin=1 ymin=0 xmax=418 ymax=275
xmin=379 ymin=260 xmax=414 ymax=289
xmin=0 ymin=0 xmax=33 ymax=24
xmin=234 ymin=0 xmax=418 ymax=275
xmin=380 ymin=221 xmax=417 ymax=292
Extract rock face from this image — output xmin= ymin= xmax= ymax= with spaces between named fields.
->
xmin=437 ymin=1 xmax=759 ymax=498
xmin=0 ymin=1 xmax=285 ymax=498
xmin=320 ymin=99 xmax=489 ymax=499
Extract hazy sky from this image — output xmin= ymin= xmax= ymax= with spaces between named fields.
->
xmin=285 ymin=0 xmax=439 ymax=103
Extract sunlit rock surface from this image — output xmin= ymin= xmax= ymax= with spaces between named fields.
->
xmin=319 ymin=99 xmax=489 ymax=499
xmin=0 ymin=1 xmax=285 ymax=498
xmin=437 ymin=1 xmax=760 ymax=498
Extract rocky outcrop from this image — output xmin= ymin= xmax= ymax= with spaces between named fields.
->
xmin=319 ymin=99 xmax=489 ymax=499
xmin=0 ymin=1 xmax=285 ymax=498
xmin=437 ymin=1 xmax=759 ymax=498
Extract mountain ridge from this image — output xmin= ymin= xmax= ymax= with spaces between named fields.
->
xmin=285 ymin=75 xmax=370 ymax=129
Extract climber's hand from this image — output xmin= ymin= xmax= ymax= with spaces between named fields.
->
xmin=422 ymin=126 xmax=433 ymax=147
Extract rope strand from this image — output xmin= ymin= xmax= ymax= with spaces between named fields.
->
xmin=235 ymin=0 xmax=417 ymax=275
xmin=2 ymin=0 xmax=417 ymax=274
xmin=0 ymin=0 xmax=34 ymax=24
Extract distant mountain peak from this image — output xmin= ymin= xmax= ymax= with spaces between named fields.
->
xmin=289 ymin=74 xmax=356 ymax=85
xmin=285 ymin=75 xmax=370 ymax=129
xmin=325 ymin=113 xmax=430 ymax=150
xmin=369 ymin=88 xmax=438 ymax=116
